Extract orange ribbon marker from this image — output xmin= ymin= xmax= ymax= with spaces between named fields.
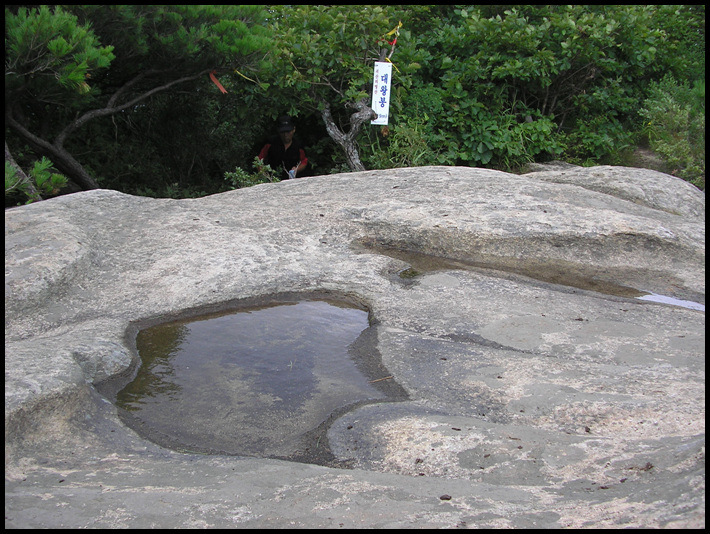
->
xmin=209 ymin=70 xmax=228 ymax=94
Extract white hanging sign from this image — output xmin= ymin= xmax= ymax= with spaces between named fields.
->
xmin=371 ymin=61 xmax=393 ymax=125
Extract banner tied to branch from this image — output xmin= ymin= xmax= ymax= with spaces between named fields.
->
xmin=209 ymin=70 xmax=228 ymax=94
xmin=371 ymin=61 xmax=393 ymax=126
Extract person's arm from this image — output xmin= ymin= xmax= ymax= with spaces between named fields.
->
xmin=291 ymin=149 xmax=308 ymax=177
xmin=257 ymin=144 xmax=271 ymax=162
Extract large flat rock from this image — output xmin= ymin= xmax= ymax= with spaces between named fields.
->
xmin=5 ymin=166 xmax=705 ymax=528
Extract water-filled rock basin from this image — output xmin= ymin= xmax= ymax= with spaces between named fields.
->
xmin=116 ymin=299 xmax=404 ymax=464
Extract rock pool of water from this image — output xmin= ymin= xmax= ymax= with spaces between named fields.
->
xmin=364 ymin=243 xmax=705 ymax=310
xmin=116 ymin=299 xmax=404 ymax=464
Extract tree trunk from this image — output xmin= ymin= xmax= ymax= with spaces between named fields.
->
xmin=5 ymin=141 xmax=42 ymax=199
xmin=6 ymin=109 xmax=101 ymax=190
xmin=320 ymin=98 xmax=377 ymax=172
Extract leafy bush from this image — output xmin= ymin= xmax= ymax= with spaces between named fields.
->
xmin=639 ymin=76 xmax=705 ymax=189
xmin=563 ymin=115 xmax=636 ymax=165
xmin=363 ymin=117 xmax=446 ymax=169
xmin=487 ymin=112 xmax=564 ymax=170
xmin=224 ymin=157 xmax=280 ymax=189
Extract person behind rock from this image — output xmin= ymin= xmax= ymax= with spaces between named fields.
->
xmin=257 ymin=115 xmax=308 ymax=180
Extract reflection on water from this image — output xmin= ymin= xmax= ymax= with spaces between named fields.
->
xmin=117 ymin=300 xmax=395 ymax=460
xmin=637 ymin=293 xmax=705 ymax=311
xmin=119 ymin=322 xmax=188 ymax=408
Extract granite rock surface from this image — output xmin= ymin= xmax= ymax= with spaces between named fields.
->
xmin=5 ymin=165 xmax=705 ymax=528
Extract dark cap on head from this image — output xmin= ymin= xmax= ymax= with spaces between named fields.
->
xmin=276 ymin=115 xmax=295 ymax=132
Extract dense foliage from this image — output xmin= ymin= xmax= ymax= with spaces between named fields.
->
xmin=639 ymin=77 xmax=705 ymax=189
xmin=5 ymin=4 xmax=271 ymax=202
xmin=5 ymin=5 xmax=705 ymax=205
xmin=363 ymin=5 xmax=703 ymax=176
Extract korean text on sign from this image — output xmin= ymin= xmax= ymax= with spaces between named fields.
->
xmin=371 ymin=61 xmax=393 ymax=126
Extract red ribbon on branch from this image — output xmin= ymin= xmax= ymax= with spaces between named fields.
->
xmin=209 ymin=70 xmax=228 ymax=94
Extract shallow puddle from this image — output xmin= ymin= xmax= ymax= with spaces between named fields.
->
xmin=363 ymin=243 xmax=704 ymax=311
xmin=115 ymin=299 xmax=405 ymax=465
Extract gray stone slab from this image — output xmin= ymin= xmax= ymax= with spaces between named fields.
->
xmin=5 ymin=166 xmax=705 ymax=528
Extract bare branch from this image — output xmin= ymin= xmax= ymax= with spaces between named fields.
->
xmin=55 ymin=68 xmax=214 ymax=147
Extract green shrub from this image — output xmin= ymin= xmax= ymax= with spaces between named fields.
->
xmin=639 ymin=75 xmax=705 ymax=189
xmin=224 ymin=157 xmax=280 ymax=189
xmin=363 ymin=117 xmax=446 ymax=170
xmin=562 ymin=115 xmax=636 ymax=166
